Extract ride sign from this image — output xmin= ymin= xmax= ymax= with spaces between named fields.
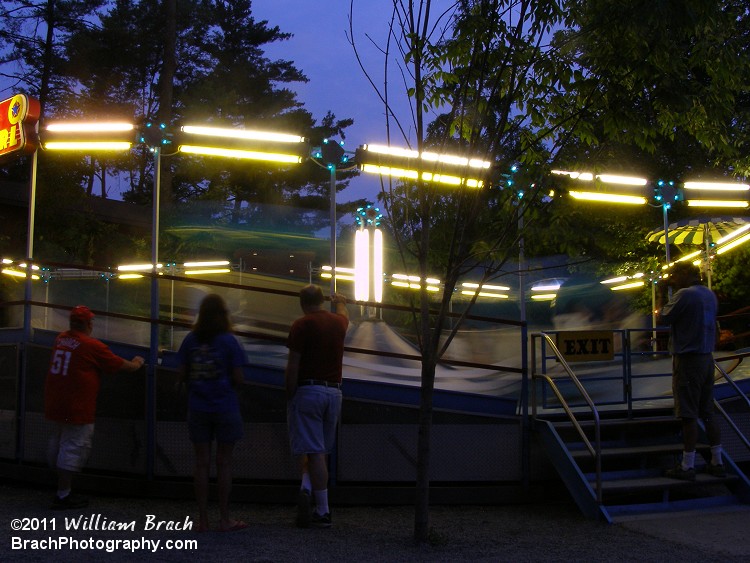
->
xmin=0 ymin=94 xmax=40 ymax=160
xmin=555 ymin=330 xmax=615 ymax=362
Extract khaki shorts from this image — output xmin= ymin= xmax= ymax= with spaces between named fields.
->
xmin=48 ymin=422 xmax=94 ymax=472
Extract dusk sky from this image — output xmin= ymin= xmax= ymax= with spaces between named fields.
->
xmin=253 ymin=1 xmax=455 ymax=202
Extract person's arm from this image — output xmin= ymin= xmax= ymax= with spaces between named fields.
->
xmin=657 ymin=288 xmax=684 ymax=325
xmin=285 ymin=350 xmax=301 ymax=401
xmin=331 ymin=293 xmax=349 ymax=320
xmin=120 ymin=356 xmax=145 ymax=372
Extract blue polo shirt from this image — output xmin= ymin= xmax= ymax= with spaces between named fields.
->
xmin=659 ymin=284 xmax=718 ymax=354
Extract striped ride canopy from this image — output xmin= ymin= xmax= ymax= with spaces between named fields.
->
xmin=646 ymin=216 xmax=749 ymax=246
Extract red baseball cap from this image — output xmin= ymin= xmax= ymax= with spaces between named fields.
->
xmin=70 ymin=305 xmax=95 ymax=323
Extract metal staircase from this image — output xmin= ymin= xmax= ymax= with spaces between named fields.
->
xmin=531 ymin=332 xmax=750 ymax=523
xmin=535 ymin=412 xmax=750 ymax=522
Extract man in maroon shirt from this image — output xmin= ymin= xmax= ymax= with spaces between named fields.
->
xmin=45 ymin=305 xmax=144 ymax=509
xmin=285 ymin=285 xmax=348 ymax=528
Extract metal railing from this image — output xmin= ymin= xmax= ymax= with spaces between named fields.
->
xmin=713 ymin=357 xmax=750 ymax=454
xmin=531 ymin=332 xmax=602 ymax=503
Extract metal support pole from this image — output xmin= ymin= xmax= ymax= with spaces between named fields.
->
xmin=23 ymin=151 xmax=38 ymax=343
xmin=147 ymin=147 xmax=161 ymax=480
xmin=663 ymin=204 xmax=671 ymax=264
xmin=518 ymin=210 xmax=530 ymax=489
xmin=329 ymin=166 xmax=337 ymax=299
xmin=18 ymin=149 xmax=39 ymax=462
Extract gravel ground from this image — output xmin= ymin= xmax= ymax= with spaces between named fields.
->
xmin=1 ymin=483 xmax=748 ymax=562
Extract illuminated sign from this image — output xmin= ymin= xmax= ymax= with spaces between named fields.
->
xmin=556 ymin=331 xmax=615 ymax=362
xmin=0 ymin=94 xmax=40 ymax=159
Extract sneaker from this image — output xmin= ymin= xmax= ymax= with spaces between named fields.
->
xmin=296 ymin=489 xmax=312 ymax=528
xmin=705 ymin=463 xmax=727 ymax=478
xmin=51 ymin=493 xmax=89 ymax=510
xmin=665 ymin=465 xmax=696 ymax=481
xmin=310 ymin=512 xmax=332 ymax=529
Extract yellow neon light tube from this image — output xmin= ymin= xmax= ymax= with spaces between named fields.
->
xmin=179 ymin=144 xmax=302 ymax=163
xmin=44 ymin=141 xmax=132 ymax=151
xmin=181 ymin=125 xmax=305 ymax=144
xmin=686 ymin=200 xmax=749 ymax=208
xmin=569 ymin=191 xmax=647 ymax=205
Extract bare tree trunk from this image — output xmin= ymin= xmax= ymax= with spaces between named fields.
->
xmin=414 ymin=355 xmax=437 ymax=542
xmin=156 ymin=0 xmax=177 ymax=207
xmin=38 ymin=0 xmax=57 ymax=119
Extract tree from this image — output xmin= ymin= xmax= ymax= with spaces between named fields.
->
xmin=351 ymin=0 xmax=578 ymax=542
xmin=352 ymin=0 xmax=750 ymax=543
xmin=3 ymin=1 xmax=361 ymax=265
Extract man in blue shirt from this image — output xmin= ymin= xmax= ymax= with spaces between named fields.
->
xmin=658 ymin=262 xmax=724 ymax=480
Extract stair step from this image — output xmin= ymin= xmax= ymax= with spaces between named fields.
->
xmin=606 ymin=494 xmax=744 ymax=520
xmin=593 ymin=473 xmax=739 ymax=493
xmin=534 ymin=411 xmax=750 ymax=522
xmin=552 ymin=415 xmax=676 ymax=428
xmin=569 ymin=443 xmax=706 ymax=459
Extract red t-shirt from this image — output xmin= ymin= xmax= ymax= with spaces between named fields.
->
xmin=287 ymin=310 xmax=348 ymax=383
xmin=44 ymin=330 xmax=125 ymax=424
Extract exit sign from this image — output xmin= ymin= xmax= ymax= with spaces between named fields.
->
xmin=556 ymin=330 xmax=615 ymax=362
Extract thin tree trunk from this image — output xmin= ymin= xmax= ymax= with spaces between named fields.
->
xmin=156 ymin=0 xmax=177 ymax=207
xmin=414 ymin=357 xmax=436 ymax=542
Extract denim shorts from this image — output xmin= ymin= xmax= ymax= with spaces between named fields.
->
xmin=188 ymin=409 xmax=244 ymax=444
xmin=48 ymin=423 xmax=94 ymax=472
xmin=287 ymin=385 xmax=342 ymax=455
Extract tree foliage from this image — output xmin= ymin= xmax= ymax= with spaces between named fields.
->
xmin=1 ymin=0 xmax=359 ymax=264
xmin=352 ymin=0 xmax=750 ymax=542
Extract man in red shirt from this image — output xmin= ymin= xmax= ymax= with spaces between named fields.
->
xmin=286 ymin=286 xmax=348 ymax=528
xmin=45 ymin=305 xmax=145 ymax=509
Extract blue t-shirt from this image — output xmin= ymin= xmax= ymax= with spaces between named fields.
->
xmin=659 ymin=284 xmax=718 ymax=354
xmin=177 ymin=332 xmax=246 ymax=413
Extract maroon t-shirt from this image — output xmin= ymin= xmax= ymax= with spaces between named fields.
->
xmin=287 ymin=309 xmax=348 ymax=383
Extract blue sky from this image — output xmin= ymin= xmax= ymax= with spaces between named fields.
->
xmin=252 ymin=1 xmax=424 ymax=202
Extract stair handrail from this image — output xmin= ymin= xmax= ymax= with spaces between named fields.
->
xmin=532 ymin=332 xmax=602 ymax=503
xmin=713 ymin=360 xmax=750 ymax=453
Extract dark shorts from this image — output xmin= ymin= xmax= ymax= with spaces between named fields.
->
xmin=287 ymin=385 xmax=342 ymax=455
xmin=188 ymin=409 xmax=244 ymax=444
xmin=672 ymin=353 xmax=715 ymax=420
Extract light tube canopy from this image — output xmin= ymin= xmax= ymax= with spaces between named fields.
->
xmin=42 ymin=121 xmax=135 ymax=151
xmin=178 ymin=125 xmax=308 ymax=164
xmin=356 ymin=144 xmax=490 ymax=188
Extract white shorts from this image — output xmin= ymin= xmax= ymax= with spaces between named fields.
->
xmin=48 ymin=422 xmax=94 ymax=472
